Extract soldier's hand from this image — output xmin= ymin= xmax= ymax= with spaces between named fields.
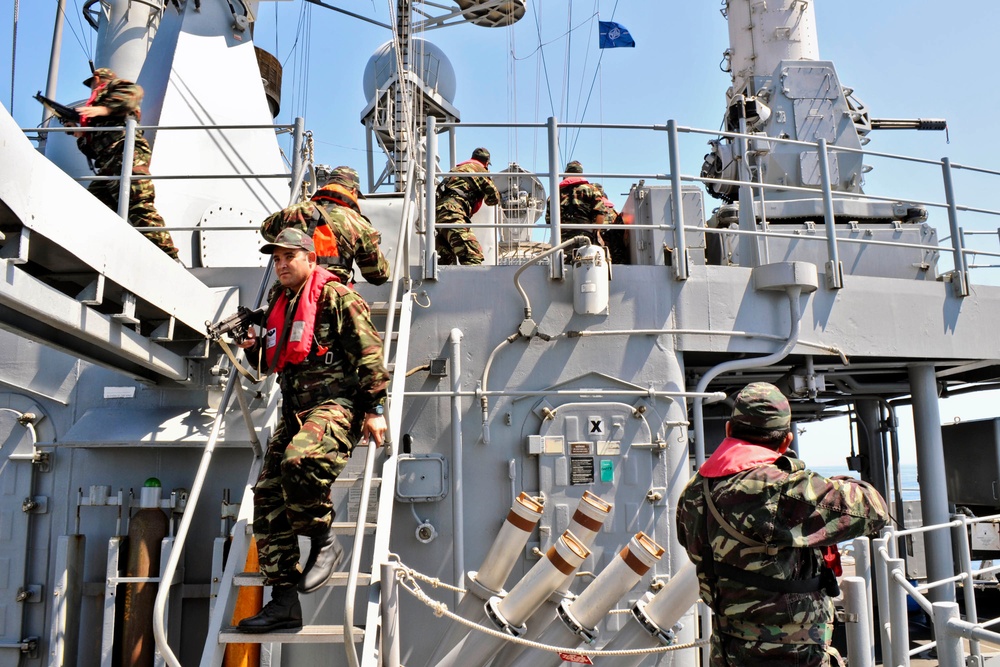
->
xmin=362 ymin=413 xmax=387 ymax=447
xmin=237 ymin=327 xmax=258 ymax=349
xmin=77 ymin=105 xmax=111 ymax=119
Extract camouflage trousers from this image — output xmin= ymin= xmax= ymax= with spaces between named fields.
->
xmin=710 ymin=633 xmax=845 ymax=667
xmin=89 ymin=163 xmax=179 ymax=260
xmin=435 ymin=204 xmax=483 ymax=265
xmin=252 ymin=402 xmax=353 ymax=587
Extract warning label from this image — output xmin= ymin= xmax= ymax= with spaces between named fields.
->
xmin=558 ymin=652 xmax=594 ymax=665
xmin=570 ymin=456 xmax=595 ymax=485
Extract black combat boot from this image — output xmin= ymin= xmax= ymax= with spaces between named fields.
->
xmin=298 ymin=524 xmax=345 ymax=593
xmin=237 ymin=584 xmax=302 ymax=633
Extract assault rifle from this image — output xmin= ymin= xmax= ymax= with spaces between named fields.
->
xmin=34 ymin=92 xmax=81 ymax=124
xmin=206 ymin=305 xmax=265 ymax=343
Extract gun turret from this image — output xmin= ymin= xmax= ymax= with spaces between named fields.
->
xmin=206 ymin=306 xmax=265 ymax=343
xmin=34 ymin=92 xmax=81 ymax=124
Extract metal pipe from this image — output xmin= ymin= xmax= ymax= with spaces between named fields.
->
xmin=667 ymin=119 xmax=688 ymax=280
xmin=853 ymin=537 xmax=874 ymax=649
xmin=907 ymin=363 xmax=956 ymax=602
xmin=817 ymin=138 xmax=844 ymax=289
xmin=693 ymin=285 xmax=804 ymax=465
xmin=381 ymin=561 xmax=402 ymax=667
xmin=600 ymin=562 xmax=700 ymax=667
xmin=288 ymin=117 xmax=306 ymax=205
xmin=42 ymin=0 xmax=67 ymax=126
xmin=547 ymin=116 xmax=563 ymax=271
xmin=933 ymin=602 xmax=965 ymax=667
xmin=843 ymin=576 xmax=874 ymax=667
xmin=450 ymin=328 xmax=465 ymax=605
xmin=117 ymin=118 xmax=137 ymax=220
xmin=508 ymin=533 xmax=664 ymax=667
xmin=942 ymin=157 xmax=970 ymax=296
xmin=424 ymin=115 xmax=438 ymax=279
xmin=734 ymin=102 xmax=759 ymax=268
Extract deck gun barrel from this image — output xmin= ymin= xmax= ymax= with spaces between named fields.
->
xmin=870 ymin=118 xmax=948 ymax=131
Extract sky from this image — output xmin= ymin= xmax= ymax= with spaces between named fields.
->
xmin=2 ymin=0 xmax=1000 ymax=466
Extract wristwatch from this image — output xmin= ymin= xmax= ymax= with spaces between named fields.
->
xmin=370 ymin=404 xmax=384 ymax=416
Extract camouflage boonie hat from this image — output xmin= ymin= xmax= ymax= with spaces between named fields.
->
xmin=260 ymin=227 xmax=315 ymax=254
xmin=322 ymin=165 xmax=365 ymax=198
xmin=731 ymin=382 xmax=791 ymax=430
xmin=566 ymin=160 xmax=583 ymax=173
xmin=472 ymin=147 xmax=491 ymax=165
xmin=83 ymin=67 xmax=116 ymax=86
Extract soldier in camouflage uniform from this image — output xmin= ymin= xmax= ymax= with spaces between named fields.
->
xmin=594 ymin=183 xmax=630 ymax=264
xmin=545 ymin=160 xmax=606 ymax=245
xmin=70 ymin=68 xmax=179 ymax=260
xmin=676 ymin=382 xmax=888 ymax=667
xmin=236 ymin=228 xmax=389 ymax=633
xmin=434 ymin=147 xmax=501 ymax=265
xmin=260 ymin=166 xmax=390 ymax=285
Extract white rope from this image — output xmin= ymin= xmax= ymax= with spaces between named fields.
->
xmin=389 ymin=557 xmax=709 ymax=658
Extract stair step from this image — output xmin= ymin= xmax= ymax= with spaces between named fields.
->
xmin=332 ymin=476 xmax=380 ymax=487
xmin=369 ymin=301 xmax=402 ymax=315
xmin=331 ymin=521 xmax=378 ymax=534
xmin=234 ymin=572 xmax=371 ymax=587
xmin=219 ymin=624 xmax=364 ymax=644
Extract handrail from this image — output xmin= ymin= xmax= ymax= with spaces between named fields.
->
xmin=343 ymin=156 xmax=420 ymax=666
xmin=152 ymin=118 xmax=306 ymax=666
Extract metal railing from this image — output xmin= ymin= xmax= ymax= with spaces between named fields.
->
xmin=871 ymin=514 xmax=1000 ymax=667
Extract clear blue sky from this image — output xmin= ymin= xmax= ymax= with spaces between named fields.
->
xmin=3 ymin=0 xmax=1000 ymax=465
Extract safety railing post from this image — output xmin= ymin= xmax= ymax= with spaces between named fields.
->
xmin=117 ymin=118 xmax=137 ymax=220
xmin=547 ymin=116 xmax=564 ymax=274
xmin=932 ymin=602 xmax=966 ymax=667
xmin=817 ymin=138 xmax=844 ymax=289
xmin=852 ymin=537 xmax=875 ymax=649
xmin=887 ymin=557 xmax=911 ymax=667
xmin=952 ymin=515 xmax=981 ymax=662
xmin=942 ymin=157 xmax=970 ymax=296
xmin=424 ymin=115 xmax=438 ymax=280
xmin=872 ymin=535 xmax=892 ymax=659
xmin=842 ymin=576 xmax=874 ymax=667
xmin=381 ymin=561 xmax=401 ymax=667
xmin=667 ymin=119 xmax=689 ymax=281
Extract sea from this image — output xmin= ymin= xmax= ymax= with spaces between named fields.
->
xmin=812 ymin=464 xmax=920 ymax=502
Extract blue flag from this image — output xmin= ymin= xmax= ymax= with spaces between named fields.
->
xmin=599 ymin=21 xmax=635 ymax=49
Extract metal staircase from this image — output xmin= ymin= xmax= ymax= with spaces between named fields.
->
xmin=192 ymin=181 xmax=420 ymax=667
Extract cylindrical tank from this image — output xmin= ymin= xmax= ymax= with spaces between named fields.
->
xmin=120 ymin=478 xmax=170 ymax=667
xmin=255 ymin=48 xmax=282 ymax=118
xmin=573 ymin=244 xmax=610 ymax=315
xmin=363 ymin=38 xmax=457 ymax=104
xmin=725 ymin=0 xmax=819 ymax=94
xmin=94 ymin=0 xmax=161 ymax=82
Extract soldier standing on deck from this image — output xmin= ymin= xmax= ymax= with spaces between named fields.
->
xmin=434 ymin=147 xmax=500 ymax=265
xmin=593 ymin=182 xmax=630 ymax=265
xmin=545 ymin=160 xmax=606 ymax=246
xmin=236 ymin=228 xmax=389 ymax=633
xmin=68 ymin=68 xmax=179 ymax=260
xmin=676 ymin=382 xmax=889 ymax=667
xmin=260 ymin=165 xmax=390 ymax=286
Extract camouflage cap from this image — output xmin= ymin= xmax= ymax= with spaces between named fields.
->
xmin=472 ymin=147 xmax=491 ymax=165
xmin=566 ymin=160 xmax=583 ymax=173
xmin=323 ymin=165 xmax=365 ymax=198
xmin=731 ymin=382 xmax=791 ymax=431
xmin=83 ymin=67 xmax=116 ymax=86
xmin=260 ymin=227 xmax=315 ymax=255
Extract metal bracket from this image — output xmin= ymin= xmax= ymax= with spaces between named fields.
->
xmin=22 ymin=496 xmax=48 ymax=514
xmin=76 ymin=274 xmax=105 ymax=306
xmin=0 ymin=228 xmax=30 ymax=264
xmin=112 ymin=291 xmax=139 ymax=325
xmin=32 ymin=451 xmax=52 ymax=473
xmin=824 ymin=259 xmax=844 ymax=290
xmin=15 ymin=585 xmax=41 ymax=603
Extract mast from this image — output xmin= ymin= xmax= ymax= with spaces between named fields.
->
xmin=43 ymin=0 xmax=67 ymax=125
xmin=393 ymin=0 xmax=412 ymax=191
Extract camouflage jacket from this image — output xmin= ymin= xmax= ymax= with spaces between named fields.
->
xmin=545 ymin=177 xmax=606 ymax=225
xmin=76 ymin=78 xmax=151 ymax=173
xmin=676 ymin=442 xmax=888 ymax=646
xmin=260 ymin=201 xmax=390 ymax=285
xmin=435 ymin=160 xmax=500 ymax=219
xmin=249 ymin=276 xmax=389 ymax=416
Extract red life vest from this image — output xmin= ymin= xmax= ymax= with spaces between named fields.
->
xmin=699 ymin=437 xmax=782 ymax=478
xmin=559 ymin=176 xmax=588 ymax=189
xmin=265 ymin=266 xmax=340 ymax=372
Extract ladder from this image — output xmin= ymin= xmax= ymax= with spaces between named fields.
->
xmin=197 ymin=190 xmax=419 ymax=667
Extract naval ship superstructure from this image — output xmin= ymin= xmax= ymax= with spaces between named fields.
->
xmin=2 ymin=1 xmax=1000 ymax=666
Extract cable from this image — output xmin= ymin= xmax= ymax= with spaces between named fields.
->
xmin=10 ymin=0 xmax=18 ymax=114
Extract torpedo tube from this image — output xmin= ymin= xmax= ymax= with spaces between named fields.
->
xmin=120 ymin=478 xmax=169 ymax=667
